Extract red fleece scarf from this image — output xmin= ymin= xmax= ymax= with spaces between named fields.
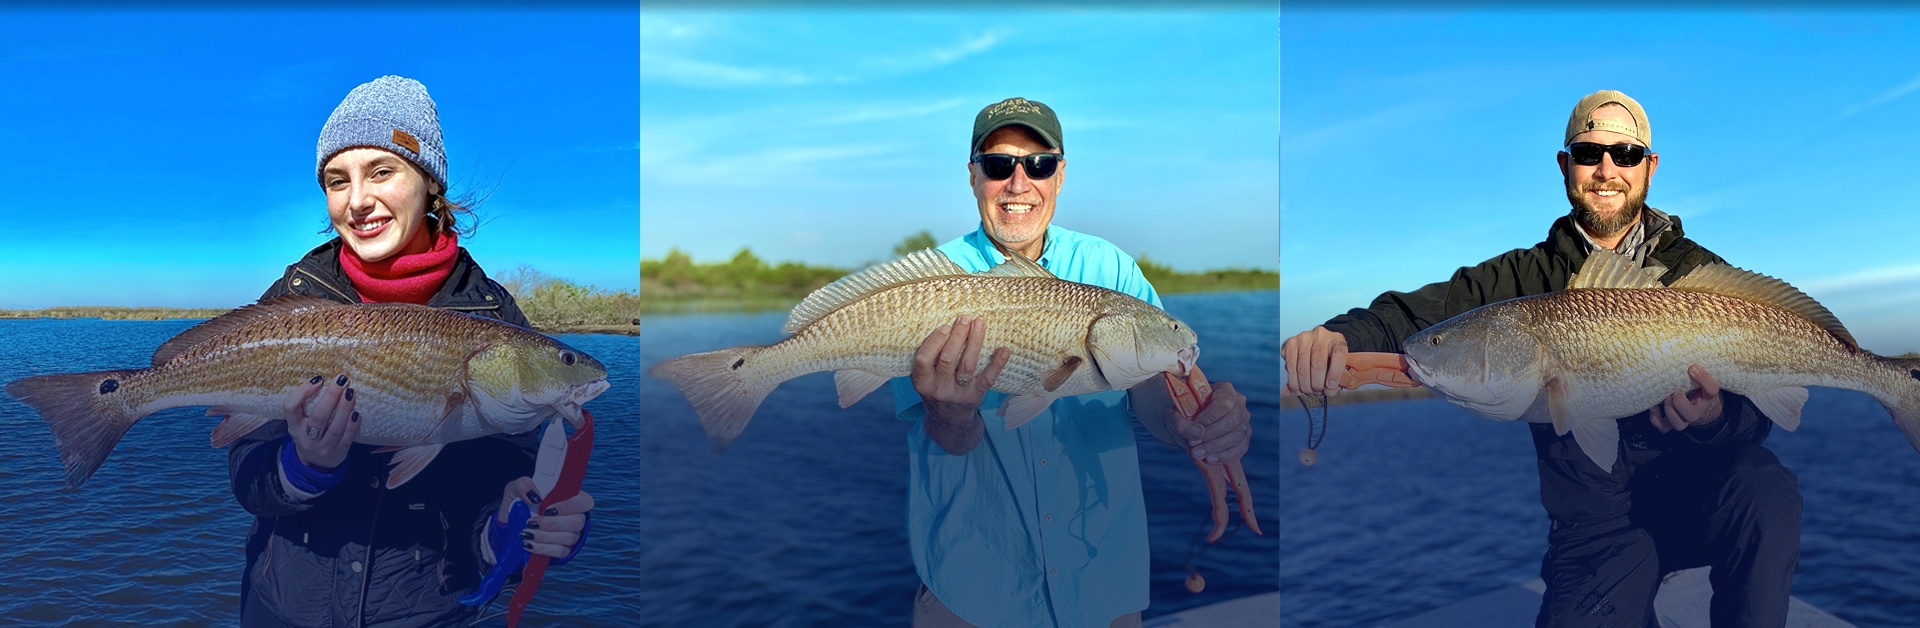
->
xmin=339 ymin=231 xmax=459 ymax=304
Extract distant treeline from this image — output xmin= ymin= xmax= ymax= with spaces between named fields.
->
xmin=640 ymin=231 xmax=1278 ymax=313
xmin=0 ymin=306 xmax=230 ymax=321
xmin=0 ymin=267 xmax=638 ymax=336
xmin=495 ymin=266 xmax=640 ymax=335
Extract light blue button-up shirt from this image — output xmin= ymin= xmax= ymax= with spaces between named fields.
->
xmin=889 ymin=224 xmax=1164 ymax=628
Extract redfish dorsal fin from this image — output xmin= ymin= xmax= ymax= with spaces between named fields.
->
xmin=981 ymin=251 xmax=1057 ymax=279
xmin=784 ymin=249 xmax=969 ymax=334
xmin=1670 ymin=264 xmax=1858 ymax=350
xmin=1567 ymin=250 xmax=1663 ymax=290
xmin=151 ymin=295 xmax=347 ymax=366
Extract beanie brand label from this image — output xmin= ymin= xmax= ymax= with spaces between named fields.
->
xmin=391 ymin=129 xmax=421 ymax=153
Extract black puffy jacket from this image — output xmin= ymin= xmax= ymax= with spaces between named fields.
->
xmin=231 ymin=238 xmax=537 ymax=627
xmin=1322 ymin=209 xmax=1774 ymax=531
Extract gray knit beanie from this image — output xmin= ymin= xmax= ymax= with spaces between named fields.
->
xmin=315 ymin=75 xmax=447 ymax=191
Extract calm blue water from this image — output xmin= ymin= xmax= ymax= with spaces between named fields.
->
xmin=1280 ymin=390 xmax=1920 ymax=628
xmin=0 ymin=319 xmax=639 ymax=626
xmin=638 ymin=291 xmax=1281 ymax=627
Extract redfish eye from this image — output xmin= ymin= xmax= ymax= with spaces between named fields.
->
xmin=562 ymin=351 xmax=576 ymax=366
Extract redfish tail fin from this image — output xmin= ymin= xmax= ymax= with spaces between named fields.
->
xmin=5 ymin=370 xmax=147 ymax=489
xmin=648 ymin=347 xmax=774 ymax=450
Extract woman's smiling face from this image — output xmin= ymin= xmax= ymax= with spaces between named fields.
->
xmin=322 ymin=148 xmax=442 ymax=263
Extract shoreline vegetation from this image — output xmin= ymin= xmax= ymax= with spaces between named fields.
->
xmin=0 ymin=266 xmax=640 ymax=336
xmin=640 ymin=231 xmax=1280 ymax=315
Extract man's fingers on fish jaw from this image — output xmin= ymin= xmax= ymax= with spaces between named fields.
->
xmin=1194 ymin=383 xmax=1242 ymax=426
xmin=1196 ymin=417 xmax=1251 ymax=456
xmin=1201 ymin=436 xmax=1251 ymax=465
xmin=1325 ymin=339 xmax=1348 ymax=396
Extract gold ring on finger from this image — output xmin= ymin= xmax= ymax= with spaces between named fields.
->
xmin=306 ymin=426 xmax=322 ymax=439
xmin=955 ymin=375 xmax=972 ymax=388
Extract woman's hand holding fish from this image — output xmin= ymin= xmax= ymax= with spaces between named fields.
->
xmin=912 ymin=314 xmax=1012 ymax=455
xmin=1650 ymin=363 xmax=1724 ymax=432
xmin=498 ymin=478 xmax=595 ymax=559
xmin=1282 ymin=326 xmax=1348 ymax=398
xmin=284 ymin=373 xmax=360 ymax=471
xmin=1173 ymin=382 xmax=1252 ymax=465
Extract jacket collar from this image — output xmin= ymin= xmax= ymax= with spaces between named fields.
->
xmin=1547 ymin=205 xmax=1682 ymax=266
xmin=287 ymin=238 xmax=503 ymax=311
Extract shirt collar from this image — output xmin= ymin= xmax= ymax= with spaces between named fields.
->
xmin=965 ymin=223 xmax=1057 ymax=270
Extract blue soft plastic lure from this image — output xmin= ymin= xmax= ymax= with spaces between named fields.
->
xmin=460 ymin=500 xmax=532 ymax=607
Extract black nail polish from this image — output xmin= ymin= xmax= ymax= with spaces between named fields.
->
xmin=336 ymin=374 xmax=348 ymax=386
xmin=309 ymin=375 xmax=323 ymax=385
xmin=526 ymin=490 xmax=541 ymax=504
xmin=521 ymin=530 xmax=534 ymax=540
xmin=522 ymin=541 xmax=532 ymax=550
xmin=527 ymin=519 xmax=540 ymax=530
xmin=344 ymin=388 xmax=355 ymax=402
xmin=351 ymin=412 xmax=360 ymax=423
xmin=544 ymin=508 xmax=558 ymax=517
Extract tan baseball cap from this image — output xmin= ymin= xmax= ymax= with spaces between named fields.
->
xmin=1564 ymin=90 xmax=1651 ymax=148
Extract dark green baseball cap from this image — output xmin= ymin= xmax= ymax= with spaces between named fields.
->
xmin=971 ymin=97 xmax=1063 ymax=154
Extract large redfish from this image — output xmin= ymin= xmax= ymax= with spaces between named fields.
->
xmin=649 ymin=249 xmax=1199 ymax=449
xmin=1402 ymin=250 xmax=1920 ymax=472
xmin=6 ymin=296 xmax=610 ymax=489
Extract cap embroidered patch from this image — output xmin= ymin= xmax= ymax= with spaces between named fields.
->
xmin=391 ymin=129 xmax=421 ymax=153
xmin=985 ymin=98 xmax=1043 ymax=117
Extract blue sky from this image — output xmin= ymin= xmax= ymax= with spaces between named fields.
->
xmin=0 ymin=9 xmax=638 ymax=309
xmin=641 ymin=9 xmax=1279 ymax=272
xmin=1283 ymin=9 xmax=1920 ymax=355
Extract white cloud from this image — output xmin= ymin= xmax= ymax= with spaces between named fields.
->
xmin=1841 ymin=70 xmax=1920 ymax=117
xmin=814 ymin=98 xmax=968 ymax=126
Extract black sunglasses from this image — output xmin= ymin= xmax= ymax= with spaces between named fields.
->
xmin=970 ymin=152 xmax=1062 ymax=181
xmin=1565 ymin=142 xmax=1651 ymax=168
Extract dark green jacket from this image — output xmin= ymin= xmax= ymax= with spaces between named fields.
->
xmin=1323 ymin=210 xmax=1772 ymax=529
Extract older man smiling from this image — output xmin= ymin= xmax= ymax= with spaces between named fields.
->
xmin=885 ymin=98 xmax=1255 ymax=628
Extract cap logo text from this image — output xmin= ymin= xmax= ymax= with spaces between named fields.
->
xmin=986 ymin=98 xmax=1042 ymax=117
xmin=391 ymin=129 xmax=421 ymax=153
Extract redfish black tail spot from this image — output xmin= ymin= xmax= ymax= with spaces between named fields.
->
xmin=99 ymin=379 xmax=118 ymax=394
xmin=731 ymin=358 xmax=746 ymax=370
xmin=1910 ymin=369 xmax=1919 ymax=382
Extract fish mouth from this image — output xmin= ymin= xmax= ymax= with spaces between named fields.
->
xmin=561 ymin=378 xmax=611 ymax=428
xmin=1401 ymin=355 xmax=1431 ymax=387
xmin=1174 ymin=345 xmax=1200 ymax=378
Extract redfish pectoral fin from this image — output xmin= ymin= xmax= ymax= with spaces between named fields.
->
xmin=1749 ymin=386 xmax=1809 ymax=431
xmin=1571 ymin=418 xmax=1621 ymax=474
xmin=209 ymin=411 xmax=273 ymax=448
xmin=385 ymin=443 xmax=447 ymax=489
xmin=1000 ymin=394 xmax=1054 ymax=430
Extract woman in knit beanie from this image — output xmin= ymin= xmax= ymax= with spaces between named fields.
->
xmin=227 ymin=75 xmax=595 ymax=627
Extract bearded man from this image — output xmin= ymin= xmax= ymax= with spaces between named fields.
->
xmin=1282 ymin=90 xmax=1802 ymax=627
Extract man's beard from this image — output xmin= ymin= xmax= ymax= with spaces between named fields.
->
xmin=1566 ymin=180 xmax=1647 ymax=239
